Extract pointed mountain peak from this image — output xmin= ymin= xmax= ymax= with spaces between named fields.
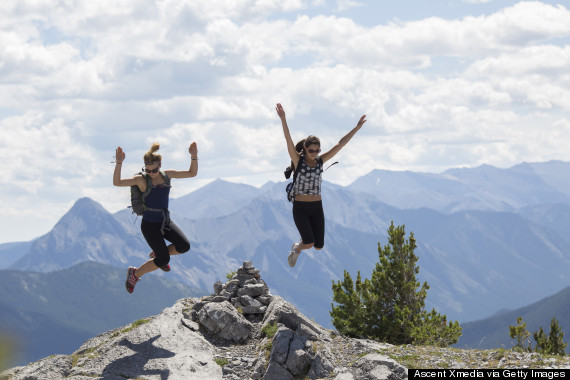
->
xmin=72 ymin=197 xmax=107 ymax=211
xmin=59 ymin=197 xmax=111 ymax=223
xmin=9 ymin=197 xmax=138 ymax=272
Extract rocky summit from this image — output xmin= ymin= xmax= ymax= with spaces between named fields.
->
xmin=1 ymin=261 xmax=407 ymax=380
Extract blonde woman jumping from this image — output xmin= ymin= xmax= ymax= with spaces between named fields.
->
xmin=113 ymin=142 xmax=198 ymax=293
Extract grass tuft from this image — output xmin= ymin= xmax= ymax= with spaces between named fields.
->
xmin=261 ymin=323 xmax=278 ymax=339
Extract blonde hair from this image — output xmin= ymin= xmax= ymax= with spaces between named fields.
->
xmin=144 ymin=142 xmax=162 ymax=164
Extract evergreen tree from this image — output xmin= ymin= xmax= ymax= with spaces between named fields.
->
xmin=412 ymin=309 xmax=463 ymax=347
xmin=330 ymin=221 xmax=462 ymax=346
xmin=547 ymin=317 xmax=567 ymax=356
xmin=330 ymin=270 xmax=366 ymax=337
xmin=522 ymin=317 xmax=567 ymax=355
xmin=533 ymin=326 xmax=548 ymax=354
xmin=509 ymin=317 xmax=532 ymax=352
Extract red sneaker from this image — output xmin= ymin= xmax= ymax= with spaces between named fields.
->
xmin=125 ymin=267 xmax=140 ymax=294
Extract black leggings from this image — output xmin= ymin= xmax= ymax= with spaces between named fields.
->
xmin=292 ymin=200 xmax=325 ymax=249
xmin=141 ymin=220 xmax=190 ymax=268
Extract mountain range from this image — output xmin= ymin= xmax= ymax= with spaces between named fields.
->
xmin=348 ymin=161 xmax=570 ymax=213
xmin=3 ymin=160 xmax=570 ymax=362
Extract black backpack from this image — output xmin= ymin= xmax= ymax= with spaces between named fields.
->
xmin=284 ymin=160 xmax=302 ymax=202
xmin=130 ymin=171 xmax=171 ymax=215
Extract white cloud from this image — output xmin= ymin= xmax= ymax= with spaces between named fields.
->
xmin=2 ymin=1 xmax=570 ymax=242
xmin=0 ymin=113 xmax=98 ymax=190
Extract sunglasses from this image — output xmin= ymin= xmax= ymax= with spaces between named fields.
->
xmin=307 ymin=148 xmax=321 ymax=154
xmin=143 ymin=167 xmax=160 ymax=174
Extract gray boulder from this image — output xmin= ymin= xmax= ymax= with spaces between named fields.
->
xmin=262 ymin=296 xmax=324 ymax=338
xmin=307 ymin=350 xmax=335 ymax=379
xmin=269 ymin=326 xmax=294 ymax=364
xmin=284 ymin=333 xmax=312 ymax=376
xmin=197 ymin=301 xmax=253 ymax=343
xmin=353 ymin=353 xmax=408 ymax=380
xmin=242 ymin=305 xmax=267 ymax=314
xmin=257 ymin=295 xmax=273 ymax=305
xmin=264 ymin=362 xmax=294 ymax=380
xmin=213 ymin=280 xmax=223 ymax=295
xmin=237 ymin=283 xmax=269 ymax=297
xmin=239 ymin=294 xmax=263 ymax=307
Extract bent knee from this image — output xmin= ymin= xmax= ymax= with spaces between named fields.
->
xmin=176 ymin=241 xmax=190 ymax=254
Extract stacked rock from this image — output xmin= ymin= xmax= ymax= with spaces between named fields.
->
xmin=215 ymin=260 xmax=272 ymax=316
xmin=188 ymin=261 xmax=274 ymax=343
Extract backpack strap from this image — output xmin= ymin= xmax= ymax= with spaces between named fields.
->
xmin=159 ymin=170 xmax=171 ymax=187
xmin=142 ymin=171 xmax=171 ymax=199
xmin=291 ymin=157 xmax=303 ymax=182
xmin=287 ymin=156 xmax=304 ymax=202
xmin=141 ymin=174 xmax=153 ymax=201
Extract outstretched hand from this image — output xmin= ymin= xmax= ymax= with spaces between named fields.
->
xmin=115 ymin=147 xmax=125 ymax=163
xmin=189 ymin=142 xmax=198 ymax=157
xmin=275 ymin=103 xmax=286 ymax=120
xmin=357 ymin=115 xmax=367 ymax=129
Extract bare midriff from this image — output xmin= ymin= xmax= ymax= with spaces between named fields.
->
xmin=294 ymin=194 xmax=322 ymax=202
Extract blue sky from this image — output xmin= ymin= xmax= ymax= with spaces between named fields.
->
xmin=1 ymin=0 xmax=570 ymax=243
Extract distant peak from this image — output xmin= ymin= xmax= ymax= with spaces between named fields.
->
xmin=60 ymin=197 xmax=110 ymax=221
xmin=74 ymin=197 xmax=99 ymax=205
xmin=72 ymin=197 xmax=106 ymax=210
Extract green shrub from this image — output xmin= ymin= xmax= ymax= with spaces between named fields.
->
xmin=261 ymin=323 xmax=278 ymax=338
xmin=330 ymin=222 xmax=462 ymax=346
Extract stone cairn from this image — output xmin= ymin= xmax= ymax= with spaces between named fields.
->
xmin=186 ymin=261 xmax=273 ymax=343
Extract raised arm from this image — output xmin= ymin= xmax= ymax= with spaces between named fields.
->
xmin=113 ymin=146 xmax=144 ymax=187
xmin=166 ymin=142 xmax=198 ymax=179
xmin=276 ymin=103 xmax=300 ymax=168
xmin=320 ymin=115 xmax=366 ymax=163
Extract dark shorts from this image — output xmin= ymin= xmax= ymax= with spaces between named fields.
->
xmin=141 ymin=219 xmax=190 ymax=267
xmin=292 ymin=200 xmax=325 ymax=249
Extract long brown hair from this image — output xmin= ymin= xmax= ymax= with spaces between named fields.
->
xmin=144 ymin=142 xmax=162 ymax=164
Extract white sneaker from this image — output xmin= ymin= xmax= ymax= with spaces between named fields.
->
xmin=288 ymin=242 xmax=301 ymax=267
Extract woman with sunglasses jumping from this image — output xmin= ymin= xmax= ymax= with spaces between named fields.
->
xmin=113 ymin=142 xmax=198 ymax=293
xmin=276 ymin=103 xmax=366 ymax=267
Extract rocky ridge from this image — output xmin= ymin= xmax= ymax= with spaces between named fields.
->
xmin=2 ymin=262 xmax=407 ymax=380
